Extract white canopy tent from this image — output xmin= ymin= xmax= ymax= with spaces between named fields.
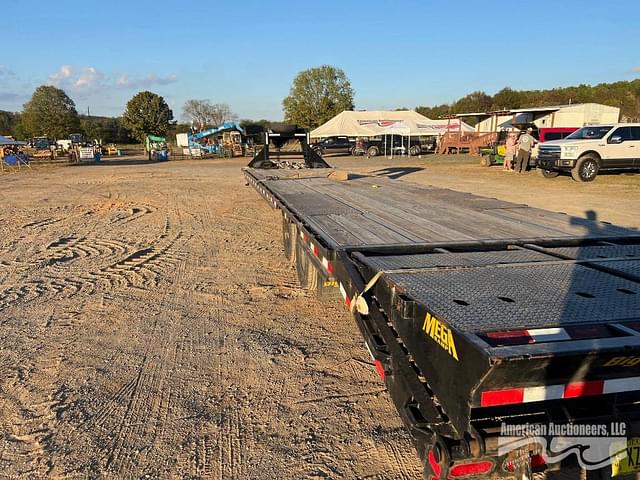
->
xmin=310 ymin=110 xmax=474 ymax=138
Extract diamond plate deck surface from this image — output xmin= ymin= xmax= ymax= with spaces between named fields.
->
xmin=379 ymin=262 xmax=640 ymax=332
xmin=544 ymin=245 xmax=640 ymax=260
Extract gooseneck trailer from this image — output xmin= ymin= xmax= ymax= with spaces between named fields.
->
xmin=243 ymin=129 xmax=640 ymax=479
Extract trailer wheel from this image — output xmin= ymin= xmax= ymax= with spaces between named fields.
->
xmin=295 ymin=240 xmax=318 ymax=290
xmin=282 ymin=215 xmax=297 ymax=264
xmin=480 ymin=154 xmax=492 ymax=167
xmin=367 ymin=146 xmax=379 ymax=157
xmin=409 ymin=145 xmax=421 ymax=156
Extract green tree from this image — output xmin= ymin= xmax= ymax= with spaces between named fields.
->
xmin=415 ymin=79 xmax=640 ymax=121
xmin=0 ymin=111 xmax=21 ymax=137
xmin=122 ymin=91 xmax=173 ymax=142
xmin=453 ymin=91 xmax=493 ymax=114
xmin=282 ymin=65 xmax=354 ymax=129
xmin=20 ymin=85 xmax=80 ymax=138
xmin=415 ymin=104 xmax=452 ymax=119
xmin=79 ymin=115 xmax=134 ymax=143
xmin=491 ymin=87 xmax=522 ymax=111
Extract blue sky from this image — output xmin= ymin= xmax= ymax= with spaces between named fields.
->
xmin=1 ymin=0 xmax=639 ymax=121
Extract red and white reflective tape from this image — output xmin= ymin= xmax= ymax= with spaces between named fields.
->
xmin=321 ymin=257 xmax=334 ymax=274
xmin=526 ymin=327 xmax=571 ymax=342
xmin=339 ymin=282 xmax=351 ymax=308
xmin=481 ymin=376 xmax=640 ymax=407
xmin=296 ymin=228 xmax=334 ymax=275
xmin=486 ymin=327 xmax=571 ymax=344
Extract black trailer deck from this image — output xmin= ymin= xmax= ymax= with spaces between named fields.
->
xmin=244 ymin=166 xmax=640 ymax=478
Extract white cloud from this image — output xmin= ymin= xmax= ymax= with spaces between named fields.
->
xmin=115 ymin=73 xmax=177 ymax=89
xmin=48 ymin=64 xmax=74 ymax=85
xmin=74 ymin=67 xmax=105 ymax=90
xmin=0 ymin=65 xmax=15 ymax=78
xmin=46 ymin=65 xmax=177 ymax=96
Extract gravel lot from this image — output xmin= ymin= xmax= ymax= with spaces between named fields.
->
xmin=0 ymin=155 xmax=637 ymax=479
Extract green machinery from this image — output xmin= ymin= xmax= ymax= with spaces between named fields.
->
xmin=479 ymin=143 xmax=507 ymax=167
xmin=145 ymin=135 xmax=168 ymax=161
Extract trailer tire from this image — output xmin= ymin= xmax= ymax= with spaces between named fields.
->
xmin=409 ymin=145 xmax=421 ymax=156
xmin=367 ymin=146 xmax=379 ymax=157
xmin=282 ymin=215 xmax=297 ymax=264
xmin=295 ymin=240 xmax=318 ymax=291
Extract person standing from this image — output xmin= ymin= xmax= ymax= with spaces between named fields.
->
xmin=515 ymin=127 xmax=536 ymax=173
xmin=504 ymin=130 xmax=517 ymax=171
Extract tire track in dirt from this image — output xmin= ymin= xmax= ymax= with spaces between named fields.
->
xmin=0 ymin=299 xmax=95 ymax=477
xmin=97 ymin=200 xmax=194 ymax=477
xmin=102 ymin=257 xmax=187 ymax=475
xmin=0 ymin=227 xmax=184 ymax=313
xmin=0 ymin=160 xmax=429 ymax=479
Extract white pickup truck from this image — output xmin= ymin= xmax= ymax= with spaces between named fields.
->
xmin=537 ymin=123 xmax=640 ymax=181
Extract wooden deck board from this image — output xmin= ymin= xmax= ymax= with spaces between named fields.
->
xmin=248 ymin=169 xmax=638 ymax=248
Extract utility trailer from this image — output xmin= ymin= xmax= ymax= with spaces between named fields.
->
xmin=243 ymin=144 xmax=640 ymax=478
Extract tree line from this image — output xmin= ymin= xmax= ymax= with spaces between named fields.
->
xmin=0 ymin=86 xmax=254 ymax=144
xmin=416 ymin=80 xmax=640 ymax=123
xmin=4 ymin=72 xmax=638 ymax=142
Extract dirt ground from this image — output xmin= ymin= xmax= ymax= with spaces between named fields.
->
xmin=0 ymin=155 xmax=638 ymax=479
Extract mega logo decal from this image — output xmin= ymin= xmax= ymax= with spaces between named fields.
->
xmin=422 ymin=312 xmax=459 ymax=361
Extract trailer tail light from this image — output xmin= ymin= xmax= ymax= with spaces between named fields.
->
xmin=449 ymin=460 xmax=494 ymax=477
xmin=427 ymin=449 xmax=443 ymax=479
xmin=505 ymin=454 xmax=546 ymax=472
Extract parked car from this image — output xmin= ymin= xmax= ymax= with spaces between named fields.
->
xmin=537 ymin=123 xmax=640 ymax=181
xmin=311 ymin=136 xmax=355 ymax=156
xmin=356 ymin=135 xmax=436 ymax=157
